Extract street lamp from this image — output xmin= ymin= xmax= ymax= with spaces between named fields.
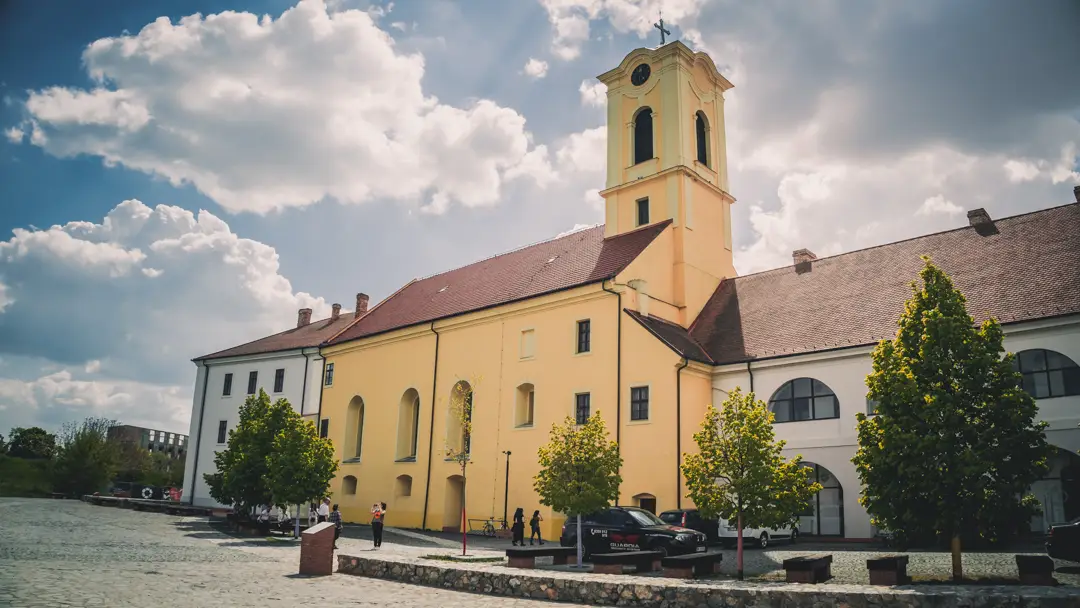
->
xmin=502 ymin=450 xmax=511 ymax=524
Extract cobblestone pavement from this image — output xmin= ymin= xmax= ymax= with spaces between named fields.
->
xmin=0 ymin=498 xmax=592 ymax=607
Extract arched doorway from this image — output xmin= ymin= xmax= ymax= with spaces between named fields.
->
xmin=632 ymin=493 xmax=657 ymax=514
xmin=799 ymin=463 xmax=844 ymax=537
xmin=1030 ymin=447 xmax=1080 ymax=532
xmin=443 ymin=475 xmax=465 ymax=533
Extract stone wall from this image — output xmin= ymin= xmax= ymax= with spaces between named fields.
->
xmin=336 ymin=553 xmax=1079 ymax=608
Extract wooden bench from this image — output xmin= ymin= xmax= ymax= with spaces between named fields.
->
xmin=591 ymin=550 xmax=664 ymax=575
xmin=867 ymin=554 xmax=909 ymax=585
xmin=1015 ymin=555 xmax=1055 ymax=586
xmin=506 ymin=546 xmax=577 ymax=569
xmin=661 ymin=552 xmax=722 ymax=579
xmin=782 ymin=554 xmax=833 ymax=583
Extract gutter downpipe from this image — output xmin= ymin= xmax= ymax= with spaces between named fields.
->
xmin=421 ymin=321 xmax=441 ymax=529
xmin=746 ymin=360 xmax=754 ymax=393
xmin=188 ymin=362 xmax=210 ymax=505
xmin=299 ymin=352 xmax=310 ymax=416
xmin=601 ymin=280 xmax=622 ymax=506
xmin=315 ymin=358 xmax=326 ymax=428
xmin=675 ymin=358 xmax=689 ymax=509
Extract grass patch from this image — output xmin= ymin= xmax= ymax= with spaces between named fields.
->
xmin=421 ymin=554 xmax=505 ymax=563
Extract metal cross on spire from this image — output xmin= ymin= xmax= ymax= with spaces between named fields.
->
xmin=653 ymin=12 xmax=671 ymax=45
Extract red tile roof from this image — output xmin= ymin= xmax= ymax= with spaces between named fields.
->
xmin=625 ymin=309 xmax=713 ymax=364
xmin=689 ymin=203 xmax=1080 ymax=365
xmin=327 ymin=221 xmax=672 ymax=345
xmin=194 ymin=314 xmax=356 ymax=361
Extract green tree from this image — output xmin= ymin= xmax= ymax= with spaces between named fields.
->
xmin=268 ymin=414 xmax=338 ymax=537
xmin=853 ymin=258 xmax=1051 ymax=581
xmin=52 ymin=417 xmax=121 ymax=497
xmin=7 ymin=426 xmax=57 ymax=460
xmin=444 ymin=379 xmax=477 ymax=555
xmin=0 ymin=433 xmax=7 ymax=455
xmin=204 ymin=390 xmax=293 ymax=516
xmin=682 ymin=391 xmax=819 ymax=580
xmin=534 ymin=412 xmax=622 ymax=567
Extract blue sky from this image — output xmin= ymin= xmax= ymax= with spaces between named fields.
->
xmin=0 ymin=0 xmax=1078 ymax=434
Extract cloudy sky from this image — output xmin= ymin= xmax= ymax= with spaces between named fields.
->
xmin=0 ymin=0 xmax=1077 ymax=434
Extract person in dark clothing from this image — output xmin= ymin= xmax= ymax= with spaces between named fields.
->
xmin=328 ymin=503 xmax=343 ymax=549
xmin=511 ymin=507 xmax=525 ymax=546
xmin=529 ymin=510 xmax=544 ymax=545
xmin=371 ymin=502 xmax=387 ymax=548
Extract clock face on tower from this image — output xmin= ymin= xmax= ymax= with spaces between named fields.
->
xmin=631 ymin=63 xmax=651 ymax=86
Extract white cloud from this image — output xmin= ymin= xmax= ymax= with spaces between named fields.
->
xmin=578 ymin=80 xmax=606 ymax=107
xmin=15 ymin=0 xmax=550 ymax=215
xmin=555 ymin=127 xmax=606 ymax=174
xmin=917 ymin=195 xmax=963 ymax=217
xmin=84 ymin=360 xmax=102 ymax=374
xmin=523 ymin=58 xmax=549 ymax=79
xmin=0 ymin=280 xmax=11 ymax=313
xmin=540 ymin=0 xmax=708 ymax=60
xmin=4 ymin=127 xmax=22 ymax=144
xmin=557 ymin=223 xmax=597 ymax=238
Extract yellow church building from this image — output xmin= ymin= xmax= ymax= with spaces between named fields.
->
xmin=319 ymin=41 xmax=731 ymax=537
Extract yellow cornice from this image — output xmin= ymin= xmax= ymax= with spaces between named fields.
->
xmin=597 ymin=41 xmax=734 ymax=91
xmin=599 ymin=164 xmax=736 ymax=203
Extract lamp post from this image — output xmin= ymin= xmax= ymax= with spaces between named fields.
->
xmin=502 ymin=450 xmax=511 ymax=524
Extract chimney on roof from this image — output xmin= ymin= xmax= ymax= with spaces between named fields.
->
xmin=297 ymin=308 xmax=313 ymax=328
xmin=1074 ymin=185 xmax=1080 ymax=203
xmin=331 ymin=303 xmax=341 ymax=322
xmin=792 ymin=249 xmax=817 ymax=274
xmin=967 ymin=208 xmax=998 ymax=236
xmin=354 ymin=293 xmax=369 ymax=319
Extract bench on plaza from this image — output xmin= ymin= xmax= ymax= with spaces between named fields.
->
xmin=866 ymin=554 xmax=909 ymax=586
xmin=661 ymin=551 xmax=722 ymax=579
xmin=506 ymin=546 xmax=576 ymax=569
xmin=1015 ymin=555 xmax=1055 ymax=586
xmin=783 ymin=554 xmax=833 ymax=584
xmin=591 ymin=550 xmax=664 ymax=575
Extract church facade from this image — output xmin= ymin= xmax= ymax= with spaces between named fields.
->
xmin=186 ymin=41 xmax=1080 ymax=539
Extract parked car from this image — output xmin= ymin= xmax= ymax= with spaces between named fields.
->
xmin=658 ymin=509 xmax=720 ymax=544
xmin=1046 ymin=516 xmax=1080 ymax=562
xmin=559 ymin=506 xmax=708 ymax=559
xmin=717 ymin=518 xmax=799 ymax=549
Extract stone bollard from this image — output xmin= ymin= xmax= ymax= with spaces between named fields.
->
xmin=300 ymin=522 xmax=336 ymax=576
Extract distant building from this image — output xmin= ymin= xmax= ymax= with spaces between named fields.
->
xmin=107 ymin=425 xmax=188 ymax=460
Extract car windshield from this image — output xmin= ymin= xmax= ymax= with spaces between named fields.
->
xmin=658 ymin=512 xmax=681 ymax=523
xmin=626 ymin=509 xmax=665 ymax=527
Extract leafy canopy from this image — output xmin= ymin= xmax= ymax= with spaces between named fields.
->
xmin=853 ymin=258 xmax=1052 ymax=549
xmin=534 ymin=412 xmax=622 ymax=517
xmin=268 ymin=414 xmax=339 ymax=507
xmin=53 ymin=417 xmax=121 ymax=496
xmin=682 ymin=390 xmax=819 ymax=530
xmin=7 ymin=426 xmax=57 ymax=460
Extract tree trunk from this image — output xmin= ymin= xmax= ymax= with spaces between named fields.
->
xmin=461 ymin=466 xmax=468 ymax=556
xmin=736 ymin=512 xmax=744 ymax=581
xmin=576 ymin=514 xmax=584 ymax=568
xmin=950 ymin=534 xmax=962 ymax=581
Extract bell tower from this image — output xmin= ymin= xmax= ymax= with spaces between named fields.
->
xmin=597 ymin=41 xmax=737 ymax=324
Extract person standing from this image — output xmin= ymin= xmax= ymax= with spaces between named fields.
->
xmin=328 ymin=503 xmax=343 ymax=549
xmin=371 ymin=502 xmax=386 ymax=548
xmin=511 ymin=507 xmax=525 ymax=546
xmin=529 ymin=510 xmax=544 ymax=545
xmin=317 ymin=498 xmax=330 ymax=524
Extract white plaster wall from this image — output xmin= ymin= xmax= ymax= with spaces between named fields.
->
xmin=711 ymin=316 xmax=1080 ymax=539
xmin=184 ymin=349 xmax=322 ymax=507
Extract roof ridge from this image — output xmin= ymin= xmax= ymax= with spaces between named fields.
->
xmin=734 ymin=201 xmax=1079 ymax=282
xmin=193 ymin=310 xmax=347 ymax=361
xmin=322 ymin=279 xmax=414 ymax=345
xmin=411 ymin=225 xmax=605 ymax=284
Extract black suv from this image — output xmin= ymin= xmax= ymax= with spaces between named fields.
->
xmin=658 ymin=509 xmax=719 ymax=544
xmin=559 ymin=506 xmax=708 ymax=558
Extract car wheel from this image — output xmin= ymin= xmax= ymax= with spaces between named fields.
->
xmin=758 ymin=532 xmax=769 ymax=549
xmin=790 ymin=529 xmax=799 ymax=544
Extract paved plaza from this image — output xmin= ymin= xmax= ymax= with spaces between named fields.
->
xmin=0 ymin=498 xmax=591 ymax=607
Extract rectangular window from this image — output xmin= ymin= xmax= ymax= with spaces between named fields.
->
xmin=216 ymin=421 xmax=227 ymax=444
xmin=630 ymin=386 xmax=649 ymax=421
xmin=222 ymin=373 xmax=233 ymax=396
xmin=575 ymin=393 xmax=591 ymax=425
xmin=319 ymin=419 xmax=329 ymax=439
xmin=273 ymin=368 xmax=285 ymax=393
xmin=520 ymin=329 xmax=536 ymax=359
xmin=576 ymin=320 xmax=591 ymax=354
xmin=324 ymin=362 xmax=334 ymax=386
xmin=867 ymin=398 xmax=880 ymax=415
xmin=246 ymin=371 xmax=258 ymax=395
xmin=636 ymin=198 xmax=650 ymax=226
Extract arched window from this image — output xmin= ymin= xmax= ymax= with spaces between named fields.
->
xmin=345 ymin=396 xmax=365 ymax=460
xmin=633 ymin=107 xmax=653 ymax=164
xmin=1013 ymin=349 xmax=1080 ymax=399
xmin=342 ymin=475 xmax=357 ymax=495
xmin=515 ymin=383 xmax=535 ymax=428
xmin=769 ymin=378 xmax=839 ymax=422
xmin=396 ymin=389 xmax=420 ymax=461
xmin=695 ymin=111 xmax=709 ymax=166
xmin=446 ymin=381 xmax=473 ymax=454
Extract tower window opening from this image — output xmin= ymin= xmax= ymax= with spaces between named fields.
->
xmin=633 ymin=108 xmax=654 ymax=164
xmin=695 ymin=111 xmax=710 ymax=167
